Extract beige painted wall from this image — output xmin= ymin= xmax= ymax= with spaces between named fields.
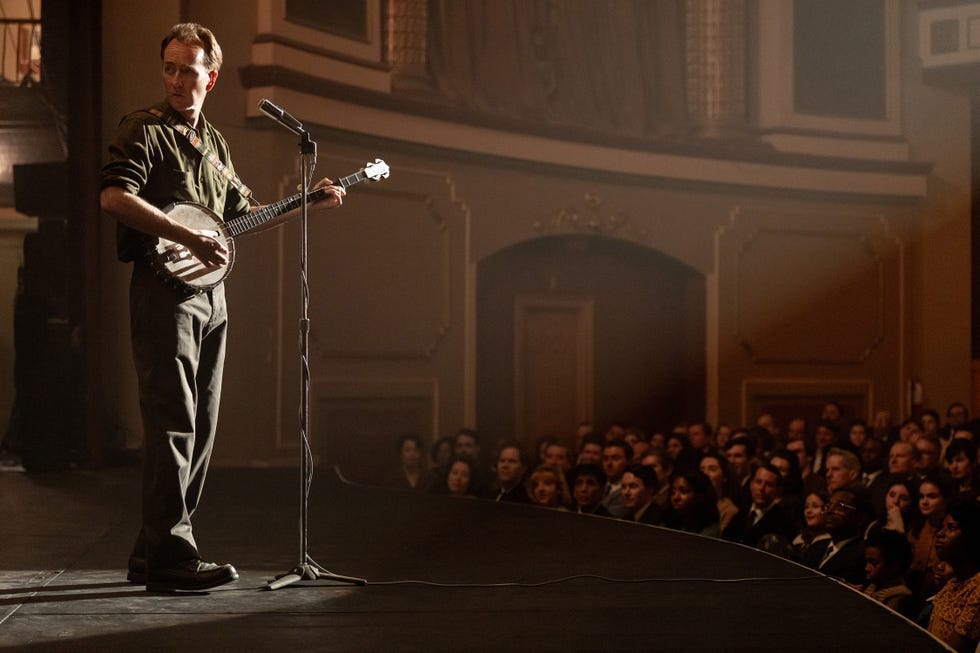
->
xmin=87 ymin=0 xmax=974 ymax=469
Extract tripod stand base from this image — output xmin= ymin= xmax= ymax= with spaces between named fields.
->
xmin=266 ymin=563 xmax=367 ymax=591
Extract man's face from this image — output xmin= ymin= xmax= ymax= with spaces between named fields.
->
xmin=821 ymin=403 xmax=841 ymax=423
xmin=620 ymin=472 xmax=652 ymax=509
xmin=947 ymin=405 xmax=968 ymax=428
xmin=688 ymin=424 xmax=707 ymax=450
xmin=814 ymin=426 xmax=836 ymax=449
xmin=544 ymin=444 xmax=571 ymax=472
xmin=750 ymin=468 xmax=780 ymax=508
xmin=602 ymin=445 xmax=628 ymax=482
xmin=860 ymin=438 xmax=884 ymax=471
xmin=162 ymin=39 xmax=216 ymax=118
xmin=726 ymin=444 xmax=750 ymax=477
xmin=947 ymin=452 xmax=972 ymax=480
xmin=573 ymin=473 xmax=603 ymax=509
xmin=454 ymin=434 xmax=478 ymax=459
xmin=824 ymin=454 xmax=857 ymax=492
xmin=787 ymin=418 xmax=806 ymax=440
xmin=495 ymin=447 xmax=524 ymax=486
xmin=888 ymin=442 xmax=914 ymax=475
xmin=579 ymin=443 xmax=602 ymax=464
xmin=786 ymin=440 xmax=809 ymax=469
xmin=823 ymin=490 xmax=859 ymax=535
xmin=914 ymin=439 xmax=940 ymax=473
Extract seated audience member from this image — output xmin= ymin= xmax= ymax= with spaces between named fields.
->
xmin=714 ymin=424 xmax=733 ymax=450
xmin=722 ymin=463 xmax=796 ymax=548
xmin=941 ymin=402 xmax=970 ymax=441
xmin=661 ymin=469 xmax=720 ymax=537
xmin=786 ymin=417 xmax=808 ymax=443
xmin=432 ymin=456 xmax=481 ymax=498
xmin=868 ymin=476 xmax=916 ymax=535
xmin=604 ymin=422 xmax=626 ymax=443
xmin=600 ymin=439 xmax=633 ymax=518
xmin=531 ymin=434 xmax=558 ymax=469
xmin=786 ymin=437 xmax=822 ymax=496
xmin=791 ymin=490 xmax=831 ymax=567
xmin=944 ymin=439 xmax=979 ymax=500
xmin=724 ymin=436 xmax=755 ymax=498
xmin=845 ymin=419 xmax=870 ymax=453
xmin=384 ymin=433 xmax=429 ymax=491
xmin=914 ymin=434 xmax=943 ymax=478
xmin=640 ymin=448 xmax=673 ymax=510
xmin=649 ymin=431 xmax=667 ymax=451
xmin=687 ymin=421 xmax=714 ymax=455
xmin=577 ymin=433 xmax=605 ymax=465
xmin=813 ymin=487 xmax=872 ymax=587
xmin=620 ymin=464 xmax=662 ymax=525
xmin=665 ymin=432 xmax=700 ymax=473
xmin=862 ymin=528 xmax=915 ymax=618
xmin=859 ymin=437 xmax=887 ymax=489
xmin=453 ymin=428 xmax=482 ymax=467
xmin=887 ymin=440 xmax=917 ymax=480
xmin=927 ymin=499 xmax=980 ymax=652
xmin=898 ymin=417 xmax=924 ymax=445
xmin=756 ymin=412 xmax=780 ymax=448
xmin=430 ymin=436 xmax=454 ymax=475
xmin=542 ymin=442 xmax=573 ymax=477
xmin=811 ymin=419 xmax=841 ymax=476
xmin=917 ymin=560 xmax=956 ymax=630
xmin=824 ymin=447 xmax=862 ymax=494
xmin=488 ymin=442 xmax=530 ymax=503
xmin=768 ymin=448 xmax=804 ymax=527
xmin=569 ymin=464 xmax=611 ymax=516
xmin=698 ymin=452 xmax=740 ymax=532
xmin=527 ymin=465 xmax=570 ymax=510
xmin=872 ymin=409 xmax=894 ymax=442
xmin=920 ymin=408 xmax=941 ymax=439
xmin=909 ymin=473 xmax=955 ymax=600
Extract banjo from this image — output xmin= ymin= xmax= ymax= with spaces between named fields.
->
xmin=150 ymin=158 xmax=389 ymax=293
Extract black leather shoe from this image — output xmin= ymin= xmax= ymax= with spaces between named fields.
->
xmin=146 ymin=559 xmax=239 ymax=592
xmin=127 ymin=556 xmax=146 ymax=584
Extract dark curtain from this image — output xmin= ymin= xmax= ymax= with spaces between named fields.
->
xmin=428 ymin=0 xmax=686 ymax=137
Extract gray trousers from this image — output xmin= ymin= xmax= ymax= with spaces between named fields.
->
xmin=128 ymin=262 xmax=227 ymax=569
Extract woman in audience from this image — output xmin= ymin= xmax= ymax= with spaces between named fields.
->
xmin=526 ymin=465 xmax=570 ymax=510
xmin=660 ymin=470 xmax=720 ymax=537
xmin=432 ymin=456 xmax=481 ymax=498
xmin=927 ymin=499 xmax=980 ymax=652
xmin=862 ymin=527 xmax=915 ymax=618
xmin=665 ymin=432 xmax=700 ymax=474
xmin=945 ymin=438 xmax=979 ymax=500
xmin=790 ymin=489 xmax=831 ymax=567
xmin=908 ymin=473 xmax=955 ymax=600
xmin=869 ymin=476 xmax=916 ymax=535
xmin=384 ymin=433 xmax=429 ymax=491
xmin=698 ymin=451 xmax=739 ymax=532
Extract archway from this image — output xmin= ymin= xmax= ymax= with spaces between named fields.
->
xmin=477 ymin=235 xmax=705 ymax=451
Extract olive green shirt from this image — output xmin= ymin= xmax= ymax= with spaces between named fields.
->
xmin=100 ymin=100 xmax=251 ymax=262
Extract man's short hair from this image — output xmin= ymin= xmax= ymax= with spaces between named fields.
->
xmin=826 ymin=447 xmax=860 ymax=473
xmin=752 ymin=462 xmax=784 ymax=488
xmin=496 ymin=440 xmax=528 ymax=466
xmin=454 ymin=428 xmax=479 ymax=445
xmin=623 ymin=463 xmax=657 ymax=490
xmin=161 ymin=23 xmax=223 ymax=72
xmin=568 ymin=463 xmax=607 ymax=487
xmin=726 ymin=435 xmax=756 ymax=458
xmin=603 ymin=438 xmax=633 ymax=461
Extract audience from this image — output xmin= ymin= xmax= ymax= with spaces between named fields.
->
xmin=368 ymin=400 xmax=979 ymax=649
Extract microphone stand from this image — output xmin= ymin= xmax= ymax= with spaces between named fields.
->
xmin=265 ymin=120 xmax=366 ymax=591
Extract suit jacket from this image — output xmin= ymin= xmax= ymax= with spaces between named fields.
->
xmin=815 ymin=536 xmax=866 ymax=586
xmin=722 ymin=501 xmax=796 ymax=548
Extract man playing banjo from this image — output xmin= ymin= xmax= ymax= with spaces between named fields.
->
xmin=100 ymin=23 xmax=345 ymax=592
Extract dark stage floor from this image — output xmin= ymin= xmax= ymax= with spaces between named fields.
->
xmin=0 ymin=464 xmax=949 ymax=652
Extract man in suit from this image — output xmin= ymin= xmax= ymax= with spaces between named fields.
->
xmin=488 ymin=442 xmax=531 ymax=503
xmin=812 ymin=487 xmax=871 ymax=586
xmin=620 ymin=464 xmax=662 ymax=525
xmin=722 ymin=463 xmax=796 ymax=548
xmin=569 ymin=463 xmax=611 ymax=516
xmin=600 ymin=439 xmax=632 ymax=518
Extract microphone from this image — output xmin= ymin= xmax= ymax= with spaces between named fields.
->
xmin=257 ymin=98 xmax=305 ymax=134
